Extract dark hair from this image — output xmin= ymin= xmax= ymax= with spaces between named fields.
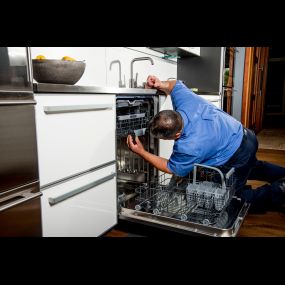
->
xmin=148 ymin=110 xmax=183 ymax=139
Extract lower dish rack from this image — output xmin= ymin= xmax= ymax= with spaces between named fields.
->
xmin=134 ymin=164 xmax=236 ymax=226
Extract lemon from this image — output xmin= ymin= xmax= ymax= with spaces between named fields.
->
xmin=62 ymin=56 xmax=76 ymax=61
xmin=36 ymin=55 xmax=46 ymax=60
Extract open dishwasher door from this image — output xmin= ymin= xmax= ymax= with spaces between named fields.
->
xmin=119 ymin=197 xmax=250 ymax=237
xmin=118 ymin=153 xmax=249 ymax=236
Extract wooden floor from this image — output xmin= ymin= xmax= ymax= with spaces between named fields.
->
xmin=257 ymin=128 xmax=285 ymax=151
xmin=238 ymin=148 xmax=285 ymax=237
xmin=104 ymin=148 xmax=285 ymax=237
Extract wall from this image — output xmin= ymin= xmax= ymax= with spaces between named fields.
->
xmin=231 ymin=47 xmax=245 ymax=122
xmin=30 ymin=47 xmax=177 ymax=87
xmin=31 ymin=47 xmax=107 ymax=86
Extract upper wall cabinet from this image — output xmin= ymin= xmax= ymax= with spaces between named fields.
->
xmin=148 ymin=47 xmax=200 ymax=58
xmin=177 ymin=47 xmax=225 ymax=94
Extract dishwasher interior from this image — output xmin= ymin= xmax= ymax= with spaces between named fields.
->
xmin=116 ymin=96 xmax=158 ymax=201
xmin=116 ymin=95 xmax=250 ymax=237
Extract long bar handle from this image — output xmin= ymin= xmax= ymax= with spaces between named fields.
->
xmin=44 ymin=104 xmax=113 ymax=114
xmin=48 ymin=172 xmax=116 ymax=205
xmin=0 ymin=100 xmax=36 ymax=105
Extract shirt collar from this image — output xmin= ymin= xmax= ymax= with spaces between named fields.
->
xmin=178 ymin=110 xmax=188 ymax=138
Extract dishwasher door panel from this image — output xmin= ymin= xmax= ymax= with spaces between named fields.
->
xmin=119 ymin=197 xmax=250 ymax=237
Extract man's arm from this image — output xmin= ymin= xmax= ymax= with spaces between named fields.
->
xmin=145 ymin=75 xmax=176 ymax=96
xmin=126 ymin=135 xmax=172 ymax=174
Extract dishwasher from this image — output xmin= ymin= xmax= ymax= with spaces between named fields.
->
xmin=116 ymin=95 xmax=250 ymax=237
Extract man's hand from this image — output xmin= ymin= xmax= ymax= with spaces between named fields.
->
xmin=145 ymin=75 xmax=176 ymax=95
xmin=146 ymin=75 xmax=168 ymax=91
xmin=127 ymin=135 xmax=145 ymax=155
xmin=126 ymin=134 xmax=172 ymax=174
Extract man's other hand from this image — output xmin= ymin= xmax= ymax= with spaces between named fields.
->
xmin=145 ymin=75 xmax=175 ymax=95
xmin=127 ymin=135 xmax=145 ymax=155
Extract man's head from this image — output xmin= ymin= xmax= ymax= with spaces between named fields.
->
xmin=148 ymin=110 xmax=183 ymax=140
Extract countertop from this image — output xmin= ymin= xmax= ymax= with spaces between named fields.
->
xmin=33 ymin=83 xmax=221 ymax=96
xmin=33 ymin=83 xmax=158 ymax=95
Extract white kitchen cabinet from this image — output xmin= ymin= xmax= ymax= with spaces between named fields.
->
xmin=35 ymin=93 xmax=117 ymax=237
xmin=35 ymin=94 xmax=116 ymax=187
xmin=177 ymin=47 xmax=225 ymax=110
xmin=158 ymin=95 xmax=174 ymax=161
xmin=158 ymin=95 xmax=174 ymax=178
xmin=41 ymin=163 xmax=117 ymax=237
xmin=148 ymin=47 xmax=200 ymax=58
xmin=179 ymin=47 xmax=200 ymax=56
xmin=199 ymin=95 xmax=222 ymax=109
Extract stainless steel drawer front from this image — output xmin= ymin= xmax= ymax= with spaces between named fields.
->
xmin=48 ymin=172 xmax=116 ymax=205
xmin=44 ymin=104 xmax=113 ymax=114
xmin=0 ymin=184 xmax=42 ymax=212
xmin=0 ymin=105 xmax=39 ymax=194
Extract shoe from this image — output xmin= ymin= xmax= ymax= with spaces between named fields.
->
xmin=248 ymin=205 xmax=267 ymax=214
xmin=277 ymin=177 xmax=285 ymax=193
xmin=267 ymin=204 xmax=285 ymax=214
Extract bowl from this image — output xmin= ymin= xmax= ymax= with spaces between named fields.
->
xmin=32 ymin=59 xmax=86 ymax=85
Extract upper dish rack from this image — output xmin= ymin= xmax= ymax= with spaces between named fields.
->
xmin=116 ymin=112 xmax=150 ymax=138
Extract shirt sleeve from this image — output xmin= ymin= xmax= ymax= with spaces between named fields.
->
xmin=167 ymin=150 xmax=200 ymax=177
xmin=170 ymin=80 xmax=206 ymax=112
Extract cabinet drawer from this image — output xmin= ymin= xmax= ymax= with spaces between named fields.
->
xmin=41 ymin=163 xmax=117 ymax=237
xmin=35 ymin=94 xmax=116 ymax=186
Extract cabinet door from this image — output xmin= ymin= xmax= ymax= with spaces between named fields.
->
xmin=158 ymin=95 xmax=174 ymax=177
xmin=41 ymin=163 xmax=117 ymax=237
xmin=35 ymin=94 xmax=116 ymax=187
xmin=179 ymin=47 xmax=200 ymax=56
xmin=177 ymin=47 xmax=224 ymax=94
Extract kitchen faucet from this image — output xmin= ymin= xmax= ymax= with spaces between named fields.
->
xmin=109 ymin=60 xmax=126 ymax=87
xmin=130 ymin=57 xmax=154 ymax=88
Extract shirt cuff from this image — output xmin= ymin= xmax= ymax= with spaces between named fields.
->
xmin=170 ymin=80 xmax=185 ymax=97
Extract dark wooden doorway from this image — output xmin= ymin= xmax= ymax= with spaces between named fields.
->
xmin=241 ymin=47 xmax=269 ymax=133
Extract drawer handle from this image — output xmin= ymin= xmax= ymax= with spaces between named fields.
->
xmin=44 ymin=104 xmax=113 ymax=114
xmin=48 ymin=172 xmax=116 ymax=205
xmin=0 ymin=191 xmax=42 ymax=212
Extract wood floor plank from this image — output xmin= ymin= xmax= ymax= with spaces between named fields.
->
xmin=257 ymin=129 xmax=285 ymax=151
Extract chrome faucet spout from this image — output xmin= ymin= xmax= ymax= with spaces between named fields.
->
xmin=130 ymin=57 xmax=154 ymax=88
xmin=110 ymin=60 xmax=125 ymax=87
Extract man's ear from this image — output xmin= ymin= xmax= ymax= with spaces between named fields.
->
xmin=174 ymin=132 xmax=182 ymax=140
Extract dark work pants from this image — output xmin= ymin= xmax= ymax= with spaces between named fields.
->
xmin=218 ymin=128 xmax=285 ymax=212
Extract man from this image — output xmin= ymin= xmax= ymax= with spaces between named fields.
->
xmin=127 ymin=75 xmax=285 ymax=212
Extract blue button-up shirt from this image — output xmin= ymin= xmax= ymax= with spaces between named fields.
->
xmin=167 ymin=80 xmax=243 ymax=177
